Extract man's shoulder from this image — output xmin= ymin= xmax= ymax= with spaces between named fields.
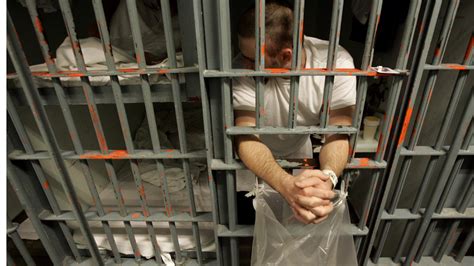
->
xmin=304 ymin=36 xmax=353 ymax=63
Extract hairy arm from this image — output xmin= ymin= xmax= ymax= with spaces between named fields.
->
xmin=234 ymin=110 xmax=292 ymax=192
xmin=235 ymin=110 xmax=334 ymax=223
xmin=320 ymin=105 xmax=355 ymax=178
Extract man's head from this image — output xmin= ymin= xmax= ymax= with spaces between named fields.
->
xmin=237 ymin=1 xmax=295 ymax=68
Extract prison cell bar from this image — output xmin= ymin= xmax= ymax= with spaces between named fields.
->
xmin=217 ymin=0 xmax=239 ymax=264
xmin=191 ymin=0 xmax=223 ymax=263
xmin=6 ymin=157 xmax=68 ymax=265
xmin=359 ymin=0 xmax=422 ymax=258
xmin=379 ymin=0 xmax=434 ymax=172
xmin=92 ymin=0 xmax=169 ymax=263
xmin=6 ymin=66 xmax=199 ymax=79
xmin=255 ymin=0 xmax=265 ymax=128
xmin=456 ymin=173 xmax=473 ymax=213
xmin=374 ymin=0 xmax=422 ymax=162
xmin=352 ymin=0 xmax=384 ymax=237
xmin=414 ymin=33 xmax=472 ymax=215
xmin=57 ymin=0 xmax=145 ymax=261
xmin=402 ymin=36 xmax=471 ymax=266
xmin=414 ymin=121 xmax=473 ymax=262
xmin=402 ymin=92 xmax=473 ymax=265
xmin=160 ymin=0 xmax=205 ymax=263
xmin=417 ymin=128 xmax=474 ymax=262
xmin=8 ymin=150 xmax=207 ymax=161
xmin=287 ymin=0 xmax=305 ymax=128
xmin=436 ymin=111 xmax=473 ymax=210
xmin=204 ymin=68 xmax=407 ymax=77
xmin=387 ymin=0 xmax=461 ymax=262
xmin=6 ymin=93 xmax=83 ymax=262
xmin=125 ymin=0 xmax=192 ymax=262
xmin=319 ymin=0 xmax=344 ymax=128
xmin=7 ymin=217 xmax=36 ymax=266
xmin=455 ymin=227 xmax=473 ymax=262
xmin=24 ymin=0 xmax=124 ymax=262
xmin=6 ymin=13 xmax=103 ymax=265
xmin=367 ymin=0 xmax=444 ymax=263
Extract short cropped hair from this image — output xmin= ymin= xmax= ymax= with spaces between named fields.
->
xmin=238 ymin=1 xmax=293 ymax=57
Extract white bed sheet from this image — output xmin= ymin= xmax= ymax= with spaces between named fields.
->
xmin=71 ymin=163 xmax=215 ymax=259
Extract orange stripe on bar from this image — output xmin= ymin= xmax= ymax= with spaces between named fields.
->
xmin=398 ymin=102 xmax=413 ymax=147
xmin=79 ymin=150 xmax=128 ymax=159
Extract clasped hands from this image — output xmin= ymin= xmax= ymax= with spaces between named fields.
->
xmin=279 ymin=169 xmax=336 ymax=224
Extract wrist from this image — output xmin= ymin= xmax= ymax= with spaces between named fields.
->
xmin=275 ymin=172 xmax=293 ymax=194
xmin=322 ymin=169 xmax=338 ymax=189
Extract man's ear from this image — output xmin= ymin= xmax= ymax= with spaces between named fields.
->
xmin=278 ymin=48 xmax=293 ymax=68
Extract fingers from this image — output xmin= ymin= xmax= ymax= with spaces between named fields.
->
xmin=312 ymin=215 xmax=329 ymax=224
xmin=291 ymin=204 xmax=317 ymax=224
xmin=310 ymin=203 xmax=334 ymax=217
xmin=295 ymin=170 xmax=329 ymax=188
xmin=300 ymin=187 xmax=335 ymax=199
xmin=295 ymin=195 xmax=331 ymax=209
xmin=297 ymin=169 xmax=329 ymax=180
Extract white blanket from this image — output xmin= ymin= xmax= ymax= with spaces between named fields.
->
xmin=23 ymin=37 xmax=184 ymax=87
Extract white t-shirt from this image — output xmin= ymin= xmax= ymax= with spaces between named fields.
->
xmin=233 ymin=36 xmax=357 ymax=159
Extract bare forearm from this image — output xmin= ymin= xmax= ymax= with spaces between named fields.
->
xmin=236 ymin=135 xmax=291 ymax=192
xmin=319 ymin=135 xmax=349 ymax=177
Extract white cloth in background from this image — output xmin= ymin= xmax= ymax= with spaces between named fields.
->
xmin=233 ymin=36 xmax=357 ymax=158
xmin=23 ymin=37 xmax=184 ymax=87
xmin=72 ymin=219 xmax=215 ymax=260
xmin=55 ymin=37 xmax=135 ymax=71
xmin=109 ymin=0 xmax=181 ymax=61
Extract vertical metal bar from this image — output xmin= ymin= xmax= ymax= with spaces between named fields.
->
xmin=287 ymin=0 xmax=305 ymax=128
xmin=398 ymin=32 xmax=472 ymax=264
xmin=387 ymin=0 xmax=456 ymax=213
xmin=7 ymin=13 xmax=103 ymax=265
xmin=24 ymin=1 xmax=122 ymax=261
xmin=57 ymin=0 xmax=142 ymax=261
xmin=382 ymin=0 xmax=433 ymax=165
xmin=353 ymin=0 xmax=383 ymax=232
xmin=320 ymin=0 xmax=344 ymax=128
xmin=407 ymin=0 xmax=459 ymax=148
xmin=363 ymin=2 xmax=443 ymax=262
xmin=393 ymin=221 xmax=413 ymax=263
xmin=255 ymin=0 xmax=265 ymax=128
xmin=374 ymin=0 xmax=422 ymax=161
xmin=7 ymin=218 xmax=36 ymax=266
xmin=7 ymin=94 xmax=82 ymax=262
xmin=455 ymin=227 xmax=473 ymax=262
xmin=217 ymin=0 xmax=238 ymax=264
xmin=192 ymin=0 xmax=223 ymax=263
xmin=121 ymin=0 xmax=181 ymax=261
xmin=414 ymin=221 xmax=437 ymax=262
xmin=434 ymin=221 xmax=460 ymax=262
xmin=350 ymin=0 xmax=383 ymax=159
xmin=160 ymin=0 xmax=203 ymax=263
xmin=403 ymin=92 xmax=473 ymax=266
xmin=91 ymin=0 xmax=164 ymax=263
xmin=436 ymin=121 xmax=473 ymax=212
xmin=457 ymin=176 xmax=473 ymax=213
xmin=372 ymin=220 xmax=390 ymax=262
xmin=7 ymin=161 xmax=64 ymax=265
